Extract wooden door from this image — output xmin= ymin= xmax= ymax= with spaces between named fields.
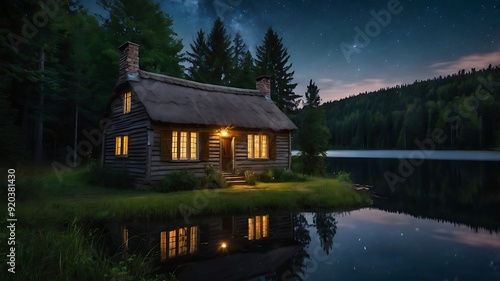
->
xmin=221 ymin=138 xmax=233 ymax=172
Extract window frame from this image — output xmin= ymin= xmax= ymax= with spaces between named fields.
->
xmin=123 ymin=92 xmax=131 ymax=114
xmin=247 ymin=134 xmax=269 ymax=159
xmin=114 ymin=135 xmax=129 ymax=156
xmin=160 ymin=226 xmax=199 ymax=260
xmin=171 ymin=130 xmax=199 ymax=161
xmin=248 ymin=215 xmax=269 ymax=241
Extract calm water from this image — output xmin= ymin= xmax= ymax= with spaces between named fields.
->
xmin=105 ymin=152 xmax=500 ymax=280
xmin=293 ymin=150 xmax=500 ymax=161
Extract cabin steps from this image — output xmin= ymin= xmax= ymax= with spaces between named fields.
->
xmin=221 ymin=172 xmax=247 ymax=186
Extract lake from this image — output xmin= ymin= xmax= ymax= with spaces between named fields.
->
xmin=106 ymin=152 xmax=500 ymax=280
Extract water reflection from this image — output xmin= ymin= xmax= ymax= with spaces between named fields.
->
xmin=107 ymin=213 xmax=302 ymax=280
xmin=327 ymin=158 xmax=500 ymax=231
xmin=106 ymin=207 xmax=500 ymax=281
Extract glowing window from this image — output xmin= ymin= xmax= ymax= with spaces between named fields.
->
xmin=248 ymin=215 xmax=269 ymax=241
xmin=123 ymin=92 xmax=131 ymax=114
xmin=190 ymin=226 xmax=198 ymax=254
xmin=163 ymin=226 xmax=199 ymax=259
xmin=168 ymin=230 xmax=176 ymax=258
xmin=248 ymin=218 xmax=254 ymax=240
xmin=255 ymin=216 xmax=261 ymax=240
xmin=180 ymin=132 xmax=187 ymax=159
xmin=172 ymin=131 xmax=178 ymax=158
xmin=262 ymin=215 xmax=268 ymax=238
xmin=115 ymin=136 xmax=128 ymax=155
xmin=178 ymin=227 xmax=188 ymax=256
xmin=122 ymin=226 xmax=128 ymax=249
xmin=160 ymin=231 xmax=167 ymax=261
xmin=190 ymin=132 xmax=197 ymax=160
xmin=115 ymin=136 xmax=121 ymax=155
xmin=247 ymin=135 xmax=268 ymax=159
xmin=172 ymin=131 xmax=198 ymax=160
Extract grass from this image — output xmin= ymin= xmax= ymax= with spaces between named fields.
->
xmin=2 ymin=220 xmax=164 ymax=281
xmin=18 ymin=169 xmax=370 ymax=227
xmin=11 ymin=168 xmax=370 ymax=280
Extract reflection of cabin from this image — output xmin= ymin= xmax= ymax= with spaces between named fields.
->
xmin=102 ymin=42 xmax=297 ymax=188
xmin=160 ymin=226 xmax=199 ymax=261
xmin=107 ymin=213 xmax=298 ymax=280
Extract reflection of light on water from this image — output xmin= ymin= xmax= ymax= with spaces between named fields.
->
xmin=431 ymin=228 xmax=500 ymax=248
xmin=349 ymin=208 xmax=411 ymax=226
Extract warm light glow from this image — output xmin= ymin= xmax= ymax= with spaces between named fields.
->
xmin=122 ymin=136 xmax=128 ymax=155
xmin=122 ymin=226 xmax=128 ymax=249
xmin=221 ymin=242 xmax=227 ymax=249
xmin=115 ymin=136 xmax=121 ymax=155
xmin=162 ymin=226 xmax=199 ymax=260
xmin=221 ymin=129 xmax=228 ymax=136
xmin=115 ymin=136 xmax=128 ymax=155
xmin=248 ymin=215 xmax=269 ymax=240
xmin=171 ymin=131 xmax=198 ymax=160
xmin=180 ymin=132 xmax=187 ymax=159
xmin=160 ymin=231 xmax=167 ymax=261
xmin=247 ymin=134 xmax=268 ymax=159
xmin=123 ymin=92 xmax=131 ymax=114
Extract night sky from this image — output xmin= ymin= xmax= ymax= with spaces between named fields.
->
xmin=83 ymin=0 xmax=500 ymax=102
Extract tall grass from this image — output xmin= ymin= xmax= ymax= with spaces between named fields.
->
xmin=7 ymin=221 xmax=163 ymax=281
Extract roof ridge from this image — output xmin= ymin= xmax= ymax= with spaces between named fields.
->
xmin=138 ymin=70 xmax=263 ymax=96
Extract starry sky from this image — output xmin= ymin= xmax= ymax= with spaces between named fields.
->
xmin=84 ymin=0 xmax=500 ymax=102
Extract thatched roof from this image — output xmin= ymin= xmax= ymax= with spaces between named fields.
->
xmin=128 ymin=70 xmax=297 ymax=131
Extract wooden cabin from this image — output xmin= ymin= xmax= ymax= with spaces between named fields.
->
xmin=102 ymin=42 xmax=297 ymax=187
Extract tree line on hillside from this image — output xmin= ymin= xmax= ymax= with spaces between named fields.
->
xmin=314 ymin=65 xmax=500 ymax=150
xmin=0 ymin=0 xmax=300 ymax=166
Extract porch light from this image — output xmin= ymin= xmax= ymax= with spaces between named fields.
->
xmin=218 ymin=126 xmax=234 ymax=137
xmin=221 ymin=242 xmax=227 ymax=249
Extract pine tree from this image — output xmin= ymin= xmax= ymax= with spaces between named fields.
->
xmin=230 ymin=33 xmax=255 ymax=88
xmin=297 ymin=80 xmax=330 ymax=175
xmin=305 ymin=79 xmax=321 ymax=107
xmin=232 ymin=33 xmax=246 ymax=70
xmin=313 ymin=213 xmax=337 ymax=255
xmin=238 ymin=50 xmax=256 ymax=88
xmin=99 ymin=0 xmax=184 ymax=76
xmin=186 ymin=29 xmax=210 ymax=83
xmin=206 ymin=17 xmax=233 ymax=85
xmin=256 ymin=28 xmax=299 ymax=112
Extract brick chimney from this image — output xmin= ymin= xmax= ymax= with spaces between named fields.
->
xmin=256 ymin=75 xmax=271 ymax=101
xmin=118 ymin=41 xmax=140 ymax=82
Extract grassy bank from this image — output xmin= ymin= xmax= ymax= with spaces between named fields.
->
xmin=9 ymin=169 xmax=370 ymax=280
xmin=18 ymin=169 xmax=370 ymax=226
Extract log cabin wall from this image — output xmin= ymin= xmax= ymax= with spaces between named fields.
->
xmin=232 ymin=130 xmax=290 ymax=172
xmin=103 ymin=87 xmax=150 ymax=186
xmin=149 ymin=125 xmax=291 ymax=183
xmin=149 ymin=125 xmax=220 ymax=182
